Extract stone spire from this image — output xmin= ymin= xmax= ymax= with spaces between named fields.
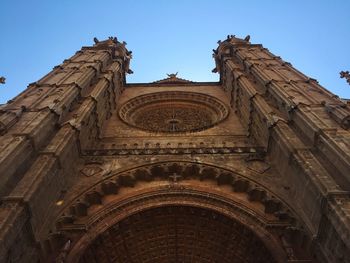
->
xmin=89 ymin=36 xmax=133 ymax=74
xmin=212 ymin=34 xmax=252 ymax=73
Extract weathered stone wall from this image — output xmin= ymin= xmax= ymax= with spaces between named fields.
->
xmin=0 ymin=38 xmax=130 ymax=262
xmin=214 ymin=35 xmax=350 ymax=262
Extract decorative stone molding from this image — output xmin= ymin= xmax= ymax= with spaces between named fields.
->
xmin=82 ymin=145 xmax=265 ymax=156
xmin=118 ymin=91 xmax=230 ymax=133
xmin=51 ymin=161 xmax=306 ymax=251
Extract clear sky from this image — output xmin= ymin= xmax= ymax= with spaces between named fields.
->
xmin=1 ymin=0 xmax=350 ymax=103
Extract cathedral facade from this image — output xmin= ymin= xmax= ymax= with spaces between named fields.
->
xmin=0 ymin=35 xmax=349 ymax=262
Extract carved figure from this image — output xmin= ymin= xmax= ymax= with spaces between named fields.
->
xmin=340 ymin=70 xmax=350 ymax=85
xmin=167 ymin=72 xmax=178 ymax=78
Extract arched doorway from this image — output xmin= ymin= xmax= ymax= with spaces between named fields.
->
xmin=49 ymin=162 xmax=315 ymax=262
xmin=79 ymin=205 xmax=276 ymax=263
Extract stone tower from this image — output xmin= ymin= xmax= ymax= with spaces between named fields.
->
xmin=0 ymin=35 xmax=349 ymax=263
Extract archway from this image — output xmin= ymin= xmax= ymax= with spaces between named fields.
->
xmin=49 ymin=161 xmax=315 ymax=262
xmin=79 ymin=205 xmax=277 ymax=263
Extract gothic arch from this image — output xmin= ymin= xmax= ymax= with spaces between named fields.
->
xmin=66 ymin=195 xmax=286 ymax=262
xmin=47 ymin=161 xmax=314 ymax=262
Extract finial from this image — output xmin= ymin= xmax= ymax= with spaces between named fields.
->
xmin=167 ymin=72 xmax=178 ymax=78
xmin=0 ymin=76 xmax=5 ymax=84
xmin=340 ymin=71 xmax=350 ymax=85
xmin=108 ymin=36 xmax=118 ymax=44
xmin=222 ymin=34 xmax=251 ymax=44
xmin=93 ymin=37 xmax=99 ymax=44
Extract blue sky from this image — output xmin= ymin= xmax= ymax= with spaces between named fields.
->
xmin=1 ymin=0 xmax=350 ymax=103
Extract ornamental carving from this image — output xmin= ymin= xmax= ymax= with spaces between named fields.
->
xmin=118 ymin=91 xmax=229 ymax=133
xmin=80 ymin=164 xmax=103 ymax=177
xmin=340 ymin=70 xmax=350 ymax=85
xmin=80 ymin=206 xmax=276 ymax=263
xmin=54 ymin=161 xmax=296 ymax=232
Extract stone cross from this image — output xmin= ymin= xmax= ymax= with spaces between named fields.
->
xmin=169 ymin=173 xmax=182 ymax=184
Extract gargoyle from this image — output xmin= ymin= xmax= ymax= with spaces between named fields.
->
xmin=340 ymin=71 xmax=350 ymax=85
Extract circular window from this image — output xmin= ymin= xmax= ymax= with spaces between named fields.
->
xmin=118 ymin=91 xmax=229 ymax=133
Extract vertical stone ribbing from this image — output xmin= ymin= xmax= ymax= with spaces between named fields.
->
xmin=0 ymin=37 xmax=132 ymax=262
xmin=214 ymin=35 xmax=350 ymax=262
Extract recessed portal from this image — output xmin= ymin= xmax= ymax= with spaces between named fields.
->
xmin=79 ymin=206 xmax=276 ymax=263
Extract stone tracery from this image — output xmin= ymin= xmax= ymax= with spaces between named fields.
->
xmin=118 ymin=91 xmax=229 ymax=133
